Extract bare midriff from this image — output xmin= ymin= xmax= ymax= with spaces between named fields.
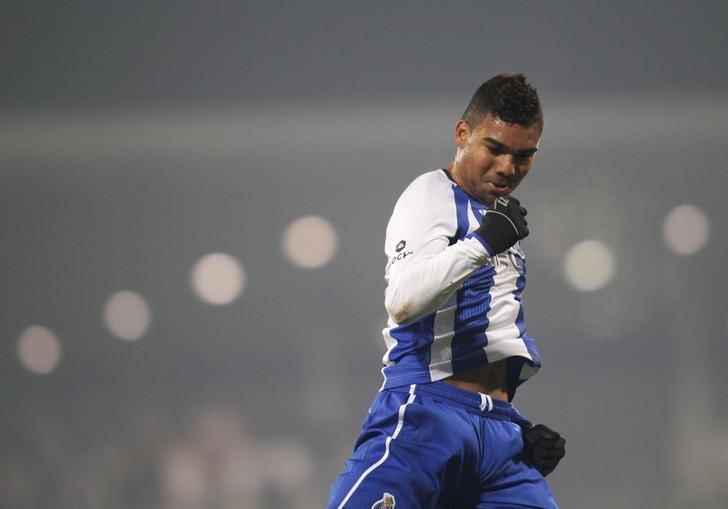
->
xmin=444 ymin=359 xmax=509 ymax=401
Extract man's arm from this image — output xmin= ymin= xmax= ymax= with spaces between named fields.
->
xmin=383 ymin=174 xmax=486 ymax=324
xmin=385 ymin=236 xmax=491 ymax=324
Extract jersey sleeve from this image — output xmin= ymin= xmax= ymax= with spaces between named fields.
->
xmin=384 ymin=172 xmax=492 ymax=325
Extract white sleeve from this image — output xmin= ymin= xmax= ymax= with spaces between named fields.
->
xmin=384 ymin=173 xmax=491 ymax=325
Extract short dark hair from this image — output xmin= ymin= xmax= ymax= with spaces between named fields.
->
xmin=461 ymin=74 xmax=543 ymax=129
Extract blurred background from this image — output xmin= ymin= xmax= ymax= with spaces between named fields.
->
xmin=2 ymin=1 xmax=727 ymax=508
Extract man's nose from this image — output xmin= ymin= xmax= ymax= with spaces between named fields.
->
xmin=495 ymin=155 xmax=516 ymax=177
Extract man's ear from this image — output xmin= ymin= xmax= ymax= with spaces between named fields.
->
xmin=454 ymin=120 xmax=470 ymax=150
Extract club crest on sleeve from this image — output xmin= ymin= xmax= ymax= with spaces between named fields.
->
xmin=509 ymin=241 xmax=525 ymax=258
xmin=371 ymin=492 xmax=396 ymax=509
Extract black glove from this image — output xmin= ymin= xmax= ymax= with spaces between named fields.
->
xmin=521 ymin=423 xmax=566 ymax=477
xmin=475 ymin=196 xmax=529 ymax=255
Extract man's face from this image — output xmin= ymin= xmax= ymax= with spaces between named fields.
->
xmin=451 ymin=114 xmax=542 ymax=205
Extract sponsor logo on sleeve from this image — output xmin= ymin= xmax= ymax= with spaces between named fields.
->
xmin=390 ymin=240 xmax=413 ymax=266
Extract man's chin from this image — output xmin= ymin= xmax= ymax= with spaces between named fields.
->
xmin=477 ymin=191 xmax=498 ymax=206
xmin=483 ymin=189 xmax=517 ymax=206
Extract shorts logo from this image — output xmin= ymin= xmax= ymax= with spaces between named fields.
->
xmin=371 ymin=492 xmax=396 ymax=509
xmin=395 ymin=240 xmax=406 ymax=252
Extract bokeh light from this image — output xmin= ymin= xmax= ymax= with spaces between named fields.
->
xmin=662 ymin=204 xmax=710 ymax=256
xmin=282 ymin=215 xmax=338 ymax=269
xmin=103 ymin=290 xmax=152 ymax=341
xmin=190 ymin=252 xmax=246 ymax=305
xmin=16 ymin=325 xmax=62 ymax=375
xmin=563 ymin=240 xmax=616 ymax=292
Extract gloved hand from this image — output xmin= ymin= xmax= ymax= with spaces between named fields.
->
xmin=521 ymin=423 xmax=566 ymax=477
xmin=474 ymin=196 xmax=529 ymax=255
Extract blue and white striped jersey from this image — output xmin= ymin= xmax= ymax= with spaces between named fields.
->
xmin=381 ymin=169 xmax=541 ymax=390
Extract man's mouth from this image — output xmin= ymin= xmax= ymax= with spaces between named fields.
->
xmin=487 ymin=181 xmax=511 ymax=193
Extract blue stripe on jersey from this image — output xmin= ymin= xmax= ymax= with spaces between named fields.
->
xmin=451 ymin=264 xmax=495 ymax=371
xmin=521 ymin=335 xmax=541 ymax=366
xmin=450 ymin=186 xmax=493 ymax=372
xmin=383 ymin=313 xmax=437 ymax=385
xmin=449 ymin=184 xmax=470 ymax=246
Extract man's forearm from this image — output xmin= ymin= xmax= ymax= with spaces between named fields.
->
xmin=385 ymin=236 xmax=491 ymax=324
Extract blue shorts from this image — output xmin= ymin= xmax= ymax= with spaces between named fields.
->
xmin=327 ymin=382 xmax=558 ymax=509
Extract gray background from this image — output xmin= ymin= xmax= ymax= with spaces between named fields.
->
xmin=2 ymin=1 xmax=727 ymax=508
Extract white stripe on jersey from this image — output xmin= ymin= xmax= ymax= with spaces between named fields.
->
xmin=428 ymin=295 xmax=457 ymax=380
xmin=482 ymin=252 xmax=525 ymax=356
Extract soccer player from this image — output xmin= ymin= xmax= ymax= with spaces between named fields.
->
xmin=327 ymin=74 xmax=566 ymax=509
